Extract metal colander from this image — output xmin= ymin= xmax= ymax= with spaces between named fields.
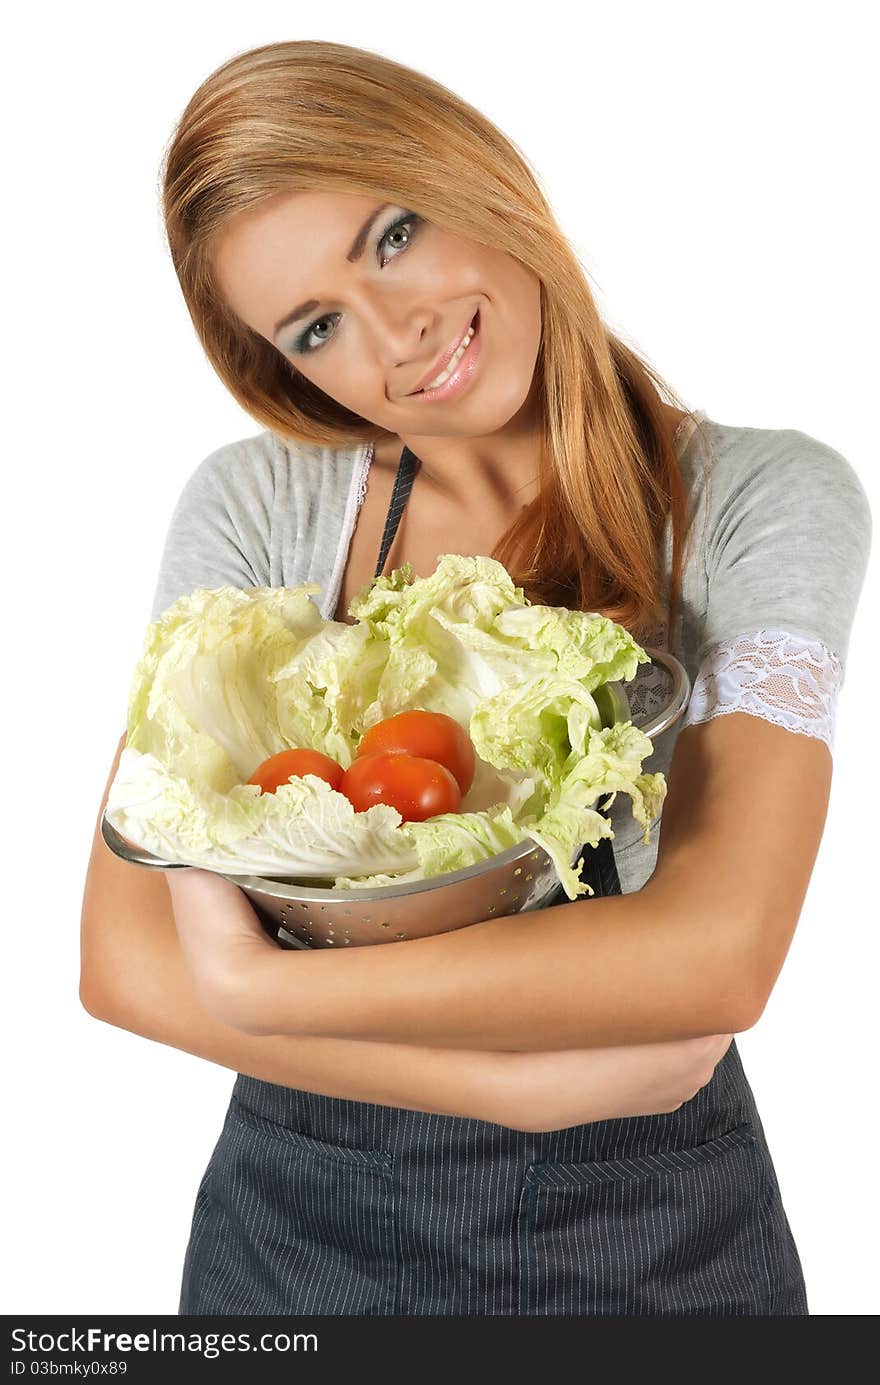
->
xmin=101 ymin=648 xmax=689 ymax=949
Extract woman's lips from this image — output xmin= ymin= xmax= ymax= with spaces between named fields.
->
xmin=407 ymin=313 xmax=479 ymax=396
xmin=408 ymin=311 xmax=482 ymax=403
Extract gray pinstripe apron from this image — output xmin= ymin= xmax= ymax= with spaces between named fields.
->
xmin=178 ymin=446 xmax=809 ymax=1316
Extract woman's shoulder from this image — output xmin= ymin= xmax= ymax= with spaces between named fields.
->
xmin=682 ymin=412 xmax=872 ymax=676
xmin=684 ymin=412 xmax=871 ymax=558
xmin=174 ymin=427 xmax=370 ymax=556
xmin=693 ymin=412 xmax=868 ymax=505
xmin=147 ymin=430 xmax=366 ymax=624
xmin=188 ymin=427 xmax=363 ymax=495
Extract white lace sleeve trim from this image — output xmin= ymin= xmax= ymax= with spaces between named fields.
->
xmin=680 ymin=628 xmax=843 ymax=754
xmin=355 ymin=442 xmax=373 ymax=513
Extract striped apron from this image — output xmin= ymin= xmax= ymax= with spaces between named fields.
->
xmin=177 ymin=446 xmax=809 ymax=1315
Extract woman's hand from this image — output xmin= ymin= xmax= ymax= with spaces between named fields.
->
xmin=498 ymin=1034 xmax=735 ymax=1133
xmin=165 ymin=867 xmax=281 ymax=1031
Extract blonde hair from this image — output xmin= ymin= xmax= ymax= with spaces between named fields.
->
xmin=162 ymin=39 xmax=705 ymax=642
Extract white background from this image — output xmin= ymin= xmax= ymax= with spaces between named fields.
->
xmin=4 ymin=0 xmax=877 ymax=1317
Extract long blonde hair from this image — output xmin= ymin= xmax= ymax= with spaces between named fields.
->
xmin=162 ymin=39 xmax=705 ymax=643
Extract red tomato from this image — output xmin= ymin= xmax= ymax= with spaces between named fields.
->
xmin=247 ymin=748 xmax=344 ymax=795
xmin=339 ymin=752 xmax=462 ymax=822
xmin=355 ymin=710 xmax=476 ymax=795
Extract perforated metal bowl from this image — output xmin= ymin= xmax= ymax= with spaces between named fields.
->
xmin=101 ymin=648 xmax=689 ymax=949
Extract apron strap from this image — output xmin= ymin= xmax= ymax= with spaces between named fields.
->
xmin=374 ymin=444 xmax=421 ymax=578
xmin=372 ymin=441 xmax=622 ymax=898
xmin=589 ymin=814 xmax=623 ymax=897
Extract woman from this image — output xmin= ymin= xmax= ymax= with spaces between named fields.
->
xmin=81 ymin=40 xmax=871 ymax=1315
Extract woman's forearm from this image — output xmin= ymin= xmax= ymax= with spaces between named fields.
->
xmin=81 ymin=736 xmax=734 ymax=1132
xmin=81 ymin=737 xmax=512 ymax=1125
xmin=82 ymin=828 xmax=729 ymax=1133
xmin=82 ymin=867 xmax=727 ymax=1133
xmin=94 ymin=992 xmax=514 ymax=1124
xmin=85 ymin=978 xmax=728 ymax=1136
xmin=508 ymin=1033 xmax=734 ymax=1132
xmin=82 ymin=880 xmax=513 ymax=1125
xmin=242 ymin=877 xmax=756 ymax=1051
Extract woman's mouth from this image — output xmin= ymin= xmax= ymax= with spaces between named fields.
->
xmin=409 ymin=310 xmax=482 ymax=403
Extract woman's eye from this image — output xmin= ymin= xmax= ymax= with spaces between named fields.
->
xmin=293 ymin=213 xmax=422 ymax=355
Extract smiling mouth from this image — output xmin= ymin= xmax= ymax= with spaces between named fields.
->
xmin=407 ymin=311 xmax=481 ymax=396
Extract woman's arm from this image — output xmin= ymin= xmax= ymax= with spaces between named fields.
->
xmin=81 ymin=734 xmax=512 ymax=1124
xmin=81 ymin=949 xmax=729 ymax=1135
xmin=82 ymin=735 xmax=729 ymax=1132
xmin=509 ymin=1033 xmax=734 ymax=1132
xmin=83 ymin=976 xmax=511 ymax=1125
xmin=82 ymin=880 xmax=730 ymax=1133
xmin=196 ymin=713 xmax=832 ymax=1051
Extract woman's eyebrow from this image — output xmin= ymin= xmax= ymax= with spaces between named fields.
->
xmin=273 ymin=202 xmax=393 ymax=340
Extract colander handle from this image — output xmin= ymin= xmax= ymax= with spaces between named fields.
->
xmin=632 ymin=647 xmax=691 ymax=741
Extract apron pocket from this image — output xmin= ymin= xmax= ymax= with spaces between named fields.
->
xmin=516 ymin=1121 xmax=776 ymax=1315
xmin=180 ymin=1096 xmax=398 ymax=1316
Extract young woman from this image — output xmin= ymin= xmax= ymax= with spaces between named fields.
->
xmin=80 ymin=40 xmax=871 ymax=1316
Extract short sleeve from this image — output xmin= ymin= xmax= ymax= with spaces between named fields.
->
xmin=683 ymin=428 xmax=872 ymax=753
xmin=698 ymin=427 xmax=871 ymax=669
xmin=147 ymin=434 xmax=276 ymax=624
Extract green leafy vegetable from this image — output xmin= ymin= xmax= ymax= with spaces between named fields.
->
xmin=106 ymin=555 xmax=666 ymax=900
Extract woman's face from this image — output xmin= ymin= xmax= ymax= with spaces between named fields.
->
xmin=212 ymin=190 xmax=543 ymax=441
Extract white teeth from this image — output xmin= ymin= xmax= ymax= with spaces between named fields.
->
xmin=422 ymin=321 xmax=476 ymax=390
